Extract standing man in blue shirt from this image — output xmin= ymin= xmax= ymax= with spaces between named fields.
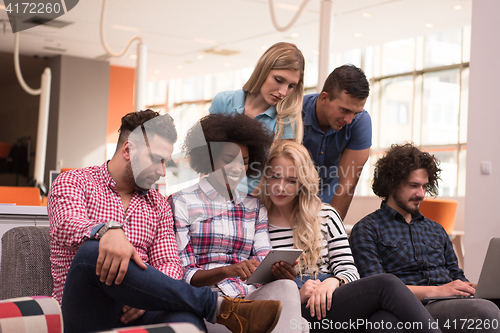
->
xmin=302 ymin=64 xmax=371 ymax=220
xmin=350 ymin=143 xmax=500 ymax=333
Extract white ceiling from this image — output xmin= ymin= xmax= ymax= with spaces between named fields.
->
xmin=0 ymin=0 xmax=472 ymax=81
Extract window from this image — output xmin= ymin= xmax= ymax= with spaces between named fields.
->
xmin=147 ymin=26 xmax=471 ymax=197
xmin=425 ymin=29 xmax=462 ymax=68
xmin=381 ymin=39 xmax=415 ymax=76
xmin=379 ymin=76 xmax=413 ymax=147
xmin=421 ymin=69 xmax=461 ymax=145
xmin=365 ymin=27 xmax=470 ymax=196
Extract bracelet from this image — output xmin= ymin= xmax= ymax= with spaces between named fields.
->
xmin=330 ymin=276 xmax=346 ymax=287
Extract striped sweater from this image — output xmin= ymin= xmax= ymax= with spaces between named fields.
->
xmin=268 ymin=204 xmax=359 ymax=283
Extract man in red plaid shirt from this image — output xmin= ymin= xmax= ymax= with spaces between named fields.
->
xmin=48 ymin=110 xmax=282 ymax=333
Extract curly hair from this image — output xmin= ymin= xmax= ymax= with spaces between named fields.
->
xmin=260 ymin=141 xmax=323 ymax=278
xmin=117 ymin=109 xmax=177 ymax=147
xmin=372 ymin=143 xmax=442 ymax=201
xmin=242 ymin=42 xmax=305 ymax=143
xmin=183 ymin=113 xmax=274 ymax=177
xmin=322 ymin=64 xmax=370 ymax=101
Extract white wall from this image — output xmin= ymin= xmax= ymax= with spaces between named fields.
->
xmin=464 ymin=0 xmax=500 ymax=281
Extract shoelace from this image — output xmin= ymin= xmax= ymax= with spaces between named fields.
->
xmin=221 ymin=295 xmax=244 ymax=333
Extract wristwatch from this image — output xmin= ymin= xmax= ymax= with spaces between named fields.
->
xmin=98 ymin=221 xmax=123 ymax=239
xmin=331 ymin=276 xmax=346 ymax=287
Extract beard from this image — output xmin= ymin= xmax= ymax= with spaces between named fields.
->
xmin=124 ymin=160 xmax=146 ymax=191
xmin=393 ymin=191 xmax=423 ymax=216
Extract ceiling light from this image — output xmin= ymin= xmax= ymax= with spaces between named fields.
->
xmin=154 ymin=70 xmax=160 ymax=74
xmin=312 ymin=50 xmax=319 ymax=55
xmin=129 ymin=54 xmax=137 ymax=59
xmin=176 ymin=65 xmax=183 ymax=69
xmin=353 ymin=32 xmax=363 ymax=38
xmin=204 ymin=48 xmax=240 ymax=56
xmin=453 ymin=5 xmax=463 ymax=10
xmin=44 ymin=46 xmax=66 ymax=52
xmin=291 ymin=32 xmax=299 ymax=38
xmin=223 ymin=62 xmax=231 ymax=67
xmin=111 ymin=24 xmax=138 ymax=32
xmin=193 ymin=38 xmax=217 ymax=45
xmin=362 ymin=13 xmax=372 ymax=18
xmin=425 ymin=23 xmax=434 ymax=28
xmin=196 ymin=54 xmax=204 ymax=60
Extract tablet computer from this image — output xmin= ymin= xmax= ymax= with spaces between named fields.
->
xmin=246 ymin=248 xmax=303 ymax=284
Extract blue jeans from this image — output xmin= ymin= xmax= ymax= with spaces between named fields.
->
xmin=295 ymin=273 xmax=332 ymax=289
xmin=61 ymin=240 xmax=217 ymax=333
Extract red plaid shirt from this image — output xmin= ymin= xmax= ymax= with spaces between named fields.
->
xmin=48 ymin=162 xmax=182 ymax=304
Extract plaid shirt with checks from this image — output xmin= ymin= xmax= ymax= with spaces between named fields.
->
xmin=349 ymin=201 xmax=466 ymax=286
xmin=48 ymin=163 xmax=182 ymax=304
xmin=169 ymin=178 xmax=271 ymax=297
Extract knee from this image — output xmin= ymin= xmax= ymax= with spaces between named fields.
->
xmin=273 ymin=279 xmax=299 ymax=294
xmin=469 ymin=299 xmax=500 ymax=321
xmin=262 ymin=279 xmax=300 ymax=300
xmin=72 ymin=240 xmax=100 ymax=266
xmin=371 ymin=273 xmax=405 ymax=288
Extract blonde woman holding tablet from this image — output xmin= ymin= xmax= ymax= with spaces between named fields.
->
xmin=261 ymin=141 xmax=441 ymax=333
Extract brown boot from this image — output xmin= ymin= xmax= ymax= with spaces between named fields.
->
xmin=216 ymin=295 xmax=282 ymax=333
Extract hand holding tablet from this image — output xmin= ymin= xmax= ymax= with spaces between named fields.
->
xmin=246 ymin=249 xmax=303 ymax=284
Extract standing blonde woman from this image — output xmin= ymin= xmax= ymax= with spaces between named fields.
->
xmin=261 ymin=141 xmax=441 ymax=333
xmin=210 ymin=42 xmax=305 ymax=194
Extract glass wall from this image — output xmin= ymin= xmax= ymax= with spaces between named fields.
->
xmin=356 ymin=27 xmax=470 ymax=197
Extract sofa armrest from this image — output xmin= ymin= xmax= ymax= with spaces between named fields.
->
xmin=0 ymin=296 xmax=63 ymax=333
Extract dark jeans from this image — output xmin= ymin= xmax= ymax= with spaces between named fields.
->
xmin=61 ymin=240 xmax=217 ymax=333
xmin=299 ymin=274 xmax=441 ymax=333
xmin=425 ymin=297 xmax=500 ymax=333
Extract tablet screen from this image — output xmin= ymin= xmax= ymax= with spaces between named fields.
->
xmin=246 ymin=248 xmax=303 ymax=284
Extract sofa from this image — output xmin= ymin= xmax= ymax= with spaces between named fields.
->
xmin=0 ymin=226 xmax=203 ymax=333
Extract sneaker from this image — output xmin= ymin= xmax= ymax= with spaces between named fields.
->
xmin=216 ymin=295 xmax=282 ymax=333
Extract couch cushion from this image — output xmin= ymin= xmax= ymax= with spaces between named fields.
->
xmin=0 ymin=296 xmax=63 ymax=333
xmin=0 ymin=226 xmax=53 ymax=300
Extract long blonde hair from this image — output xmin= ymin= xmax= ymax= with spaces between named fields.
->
xmin=260 ymin=141 xmax=323 ymax=276
xmin=242 ymin=42 xmax=304 ymax=143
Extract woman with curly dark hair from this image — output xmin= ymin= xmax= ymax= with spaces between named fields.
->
xmin=169 ymin=113 xmax=306 ymax=333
